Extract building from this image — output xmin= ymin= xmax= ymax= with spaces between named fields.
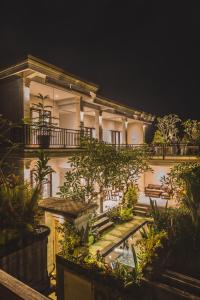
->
xmin=0 ymin=55 xmax=154 ymax=199
xmin=0 ymin=55 xmax=199 ymax=207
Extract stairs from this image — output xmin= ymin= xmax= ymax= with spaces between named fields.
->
xmin=160 ymin=270 xmax=200 ymax=298
xmin=93 ymin=213 xmax=114 ymax=235
xmin=134 ymin=204 xmax=149 ymax=217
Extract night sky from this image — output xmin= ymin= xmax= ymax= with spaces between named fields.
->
xmin=0 ymin=1 xmax=200 ymax=120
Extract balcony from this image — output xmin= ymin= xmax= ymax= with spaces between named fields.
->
xmin=10 ymin=125 xmax=200 ymax=158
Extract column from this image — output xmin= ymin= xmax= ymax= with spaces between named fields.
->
xmin=143 ymin=124 xmax=146 ymax=143
xmin=23 ymin=78 xmax=31 ymax=120
xmin=122 ymin=117 xmax=128 ymax=145
xmin=99 ymin=111 xmax=103 ymax=141
xmin=95 ymin=110 xmax=100 ymax=140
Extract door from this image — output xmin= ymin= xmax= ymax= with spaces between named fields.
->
xmin=111 ymin=130 xmax=121 ymax=145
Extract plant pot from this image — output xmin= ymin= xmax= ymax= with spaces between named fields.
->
xmin=38 ymin=134 xmax=51 ymax=148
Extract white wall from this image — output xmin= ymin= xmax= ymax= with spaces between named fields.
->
xmin=24 ymin=157 xmax=71 ymax=198
xmin=84 ymin=114 xmax=95 ymax=128
xmin=127 ymin=122 xmax=144 ymax=144
xmin=144 ymin=164 xmax=173 ymax=188
xmin=59 ymin=112 xmax=78 ymax=130
xmin=102 ymin=119 xmax=122 ymax=131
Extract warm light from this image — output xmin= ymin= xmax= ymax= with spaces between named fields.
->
xmin=80 ymin=111 xmax=84 ymax=122
xmin=55 ymin=94 xmax=59 ymax=98
xmin=125 ymin=120 xmax=128 ymax=129
xmin=99 ymin=115 xmax=102 ymax=126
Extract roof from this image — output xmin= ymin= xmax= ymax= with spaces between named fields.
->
xmin=0 ymin=55 xmax=99 ymax=93
xmin=0 ymin=55 xmax=155 ymax=122
xmin=39 ymin=197 xmax=97 ymax=220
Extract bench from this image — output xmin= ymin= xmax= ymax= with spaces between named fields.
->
xmin=145 ymin=184 xmax=170 ymax=199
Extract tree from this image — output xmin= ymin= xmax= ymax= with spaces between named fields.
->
xmin=59 ymin=138 xmax=122 ymax=212
xmin=154 ymin=114 xmax=181 ymax=143
xmin=152 ymin=130 xmax=165 ymax=144
xmin=118 ymin=146 xmax=151 ymax=194
xmin=182 ymin=119 xmax=200 ymax=144
xmin=59 ymin=138 xmax=150 ymax=213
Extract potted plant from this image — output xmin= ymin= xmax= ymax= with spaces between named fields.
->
xmin=0 ymin=117 xmax=54 ymax=291
xmin=31 ymin=93 xmax=58 ymax=148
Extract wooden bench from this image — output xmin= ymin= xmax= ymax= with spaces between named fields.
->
xmin=145 ymin=184 xmax=170 ymax=199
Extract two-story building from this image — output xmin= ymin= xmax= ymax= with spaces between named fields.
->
xmin=0 ymin=55 xmax=154 ymax=200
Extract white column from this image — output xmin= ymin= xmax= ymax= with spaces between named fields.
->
xmin=75 ymin=102 xmax=80 ymax=129
xmin=95 ymin=110 xmax=100 ymax=140
xmin=23 ymin=79 xmax=31 ymax=119
xmin=122 ymin=117 xmax=128 ymax=145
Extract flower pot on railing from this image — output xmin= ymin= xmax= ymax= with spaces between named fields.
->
xmin=38 ymin=133 xmax=51 ymax=148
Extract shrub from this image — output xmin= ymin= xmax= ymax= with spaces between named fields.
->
xmin=124 ymin=185 xmax=138 ymax=209
xmin=107 ymin=206 xmax=133 ymax=224
xmin=0 ymin=151 xmax=54 ymax=245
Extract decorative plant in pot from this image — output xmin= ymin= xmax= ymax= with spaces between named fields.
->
xmin=0 ymin=114 xmax=55 ymax=291
xmin=31 ymin=93 xmax=58 ymax=148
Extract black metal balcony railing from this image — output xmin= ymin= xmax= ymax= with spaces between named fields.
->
xmin=12 ymin=124 xmax=82 ymax=148
xmin=108 ymin=143 xmax=200 ymax=159
xmin=10 ymin=125 xmax=200 ymax=158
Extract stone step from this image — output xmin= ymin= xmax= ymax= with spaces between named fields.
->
xmin=134 ymin=204 xmax=149 ymax=212
xmin=98 ymin=221 xmax=114 ymax=235
xmin=96 ymin=212 xmax=107 ymax=220
xmin=161 ymin=270 xmax=200 ymax=296
xmin=92 ymin=217 xmax=110 ymax=229
xmin=134 ymin=209 xmax=147 ymax=217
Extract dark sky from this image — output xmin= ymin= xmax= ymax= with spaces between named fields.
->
xmin=0 ymin=1 xmax=200 ymax=119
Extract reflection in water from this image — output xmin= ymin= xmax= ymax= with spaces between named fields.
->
xmin=107 ymin=235 xmax=136 ymax=269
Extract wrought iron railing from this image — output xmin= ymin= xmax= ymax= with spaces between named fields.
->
xmin=114 ymin=143 xmax=200 ymax=159
xmin=11 ymin=124 xmax=94 ymax=148
xmin=10 ymin=125 xmax=200 ymax=157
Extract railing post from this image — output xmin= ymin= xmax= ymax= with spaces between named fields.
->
xmin=162 ymin=144 xmax=165 ymax=160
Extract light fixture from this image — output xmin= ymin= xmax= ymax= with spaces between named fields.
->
xmin=80 ymin=111 xmax=84 ymax=122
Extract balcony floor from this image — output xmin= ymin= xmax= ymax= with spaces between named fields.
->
xmin=102 ymin=192 xmax=176 ymax=212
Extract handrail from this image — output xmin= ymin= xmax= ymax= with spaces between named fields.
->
xmin=0 ymin=269 xmax=49 ymax=300
xmin=9 ymin=125 xmax=200 ymax=156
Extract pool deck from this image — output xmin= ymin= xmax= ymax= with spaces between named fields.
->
xmin=90 ymin=216 xmax=150 ymax=256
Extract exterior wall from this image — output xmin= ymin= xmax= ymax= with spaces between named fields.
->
xmin=44 ymin=212 xmax=64 ymax=273
xmin=0 ymin=77 xmax=24 ymax=123
xmin=84 ymin=114 xmax=95 ymax=128
xmin=127 ymin=122 xmax=144 ymax=144
xmin=144 ymin=163 xmax=174 ymax=188
xmin=24 ymin=157 xmax=71 ymax=197
xmin=59 ymin=112 xmax=77 ymax=130
xmin=102 ymin=119 xmax=122 ymax=131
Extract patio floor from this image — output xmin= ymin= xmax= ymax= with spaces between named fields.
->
xmin=103 ymin=192 xmax=177 ymax=211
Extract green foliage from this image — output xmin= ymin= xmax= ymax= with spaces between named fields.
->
xmin=58 ymin=137 xmax=122 ymax=207
xmin=59 ymin=138 xmax=150 ymax=213
xmin=137 ymin=224 xmax=168 ymax=273
xmin=0 ymin=151 xmax=54 ymax=245
xmin=0 ymin=115 xmax=19 ymax=169
xmin=152 ymin=130 xmax=165 ymax=144
xmin=118 ymin=146 xmax=151 ymax=193
xmin=162 ymin=162 xmax=200 ymax=229
xmin=123 ymin=185 xmax=138 ymax=208
xmin=182 ymin=119 xmax=200 ymax=144
xmin=58 ymin=222 xmax=81 ymax=258
xmin=31 ymin=94 xmax=58 ymax=130
xmin=154 ymin=114 xmax=181 ymax=143
xmin=148 ymin=197 xmax=200 ymax=274
xmin=107 ymin=206 xmax=133 ymax=224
